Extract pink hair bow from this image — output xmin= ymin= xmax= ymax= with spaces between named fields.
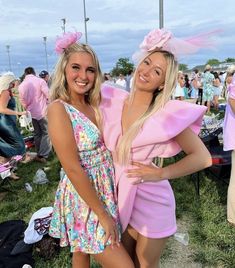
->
xmin=55 ymin=31 xmax=82 ymax=54
xmin=133 ymin=28 xmax=221 ymax=63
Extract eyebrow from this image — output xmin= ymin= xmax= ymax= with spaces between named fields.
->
xmin=71 ymin=63 xmax=96 ymax=69
xmin=146 ymin=57 xmax=164 ymax=72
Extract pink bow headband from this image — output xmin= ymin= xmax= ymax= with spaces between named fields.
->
xmin=55 ymin=31 xmax=82 ymax=54
xmin=132 ymin=28 xmax=221 ymax=63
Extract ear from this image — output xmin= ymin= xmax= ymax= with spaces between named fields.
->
xmin=159 ymin=85 xmax=164 ymax=91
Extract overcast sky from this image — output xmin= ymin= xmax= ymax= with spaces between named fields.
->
xmin=0 ymin=0 xmax=234 ymax=76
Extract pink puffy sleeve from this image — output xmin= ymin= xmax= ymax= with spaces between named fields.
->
xmin=133 ymin=100 xmax=207 ymax=158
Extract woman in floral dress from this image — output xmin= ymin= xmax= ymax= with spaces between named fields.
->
xmin=48 ymin=32 xmax=134 ymax=268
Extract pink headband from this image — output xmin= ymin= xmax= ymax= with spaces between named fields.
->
xmin=55 ymin=32 xmax=82 ymax=54
xmin=132 ymin=28 xmax=221 ymax=63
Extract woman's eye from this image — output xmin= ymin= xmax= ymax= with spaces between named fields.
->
xmin=72 ymin=65 xmax=80 ymax=70
xmin=154 ymin=70 xmax=160 ymax=75
xmin=87 ymin=68 xmax=95 ymax=73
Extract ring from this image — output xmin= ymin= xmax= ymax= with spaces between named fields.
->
xmin=140 ymin=179 xmax=144 ymax=183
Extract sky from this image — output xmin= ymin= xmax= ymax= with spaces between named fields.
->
xmin=0 ymin=0 xmax=234 ymax=77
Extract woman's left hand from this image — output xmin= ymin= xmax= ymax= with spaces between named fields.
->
xmin=126 ymin=161 xmax=162 ymax=184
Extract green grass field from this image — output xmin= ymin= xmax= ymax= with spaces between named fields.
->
xmin=1 ymin=151 xmax=235 ymax=267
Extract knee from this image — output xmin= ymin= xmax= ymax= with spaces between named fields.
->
xmin=136 ymin=250 xmax=161 ymax=268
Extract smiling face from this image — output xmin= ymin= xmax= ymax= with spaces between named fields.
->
xmin=65 ymin=52 xmax=96 ymax=98
xmin=135 ymin=52 xmax=167 ymax=93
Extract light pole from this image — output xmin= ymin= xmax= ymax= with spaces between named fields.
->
xmin=43 ymin=37 xmax=49 ymax=71
xmin=6 ymin=45 xmax=12 ymax=71
xmin=159 ymin=0 xmax=164 ymax=29
xmin=17 ymin=62 xmax=21 ymax=77
xmin=61 ymin=18 xmax=66 ymax=34
xmin=83 ymin=0 xmax=89 ymax=43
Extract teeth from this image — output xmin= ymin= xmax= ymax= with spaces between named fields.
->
xmin=139 ymin=75 xmax=147 ymax=82
xmin=76 ymin=81 xmax=87 ymax=86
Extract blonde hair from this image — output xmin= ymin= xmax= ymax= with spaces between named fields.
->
xmin=116 ymin=50 xmax=178 ymax=165
xmin=0 ymin=72 xmax=17 ymax=95
xmin=50 ymin=42 xmax=103 ymax=130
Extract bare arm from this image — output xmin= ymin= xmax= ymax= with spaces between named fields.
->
xmin=47 ymin=101 xmax=119 ymax=245
xmin=127 ymin=128 xmax=212 ymax=183
xmin=0 ymin=90 xmax=26 ymax=116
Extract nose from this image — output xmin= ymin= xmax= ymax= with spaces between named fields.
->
xmin=142 ymin=66 xmax=154 ymax=77
xmin=78 ymin=69 xmax=88 ymax=80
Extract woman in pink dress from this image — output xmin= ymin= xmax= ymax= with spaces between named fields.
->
xmin=223 ymin=72 xmax=235 ymax=226
xmin=101 ymin=28 xmax=212 ymax=267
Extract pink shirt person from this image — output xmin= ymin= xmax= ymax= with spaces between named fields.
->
xmin=223 ymin=74 xmax=235 ymax=151
xmin=19 ymin=74 xmax=49 ymax=120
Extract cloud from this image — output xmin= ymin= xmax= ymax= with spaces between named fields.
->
xmin=0 ymin=0 xmax=234 ymax=76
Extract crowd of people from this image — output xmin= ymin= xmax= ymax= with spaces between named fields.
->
xmin=105 ymin=64 xmax=229 ymax=116
xmin=0 ymin=28 xmax=235 ymax=268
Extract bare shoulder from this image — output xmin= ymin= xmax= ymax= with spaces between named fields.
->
xmin=47 ymin=100 xmax=66 ymax=116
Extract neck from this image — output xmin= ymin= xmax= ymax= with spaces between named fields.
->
xmin=130 ymin=89 xmax=153 ymax=107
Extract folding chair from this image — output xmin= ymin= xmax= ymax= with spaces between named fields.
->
xmin=0 ymin=155 xmax=23 ymax=192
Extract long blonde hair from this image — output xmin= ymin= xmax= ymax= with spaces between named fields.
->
xmin=50 ymin=43 xmax=103 ymax=129
xmin=116 ymin=50 xmax=178 ymax=165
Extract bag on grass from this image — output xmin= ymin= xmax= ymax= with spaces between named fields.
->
xmin=33 ymin=169 xmax=49 ymax=185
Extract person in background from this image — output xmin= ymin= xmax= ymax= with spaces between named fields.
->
xmin=126 ymin=69 xmax=134 ymax=92
xmin=202 ymin=64 xmax=214 ymax=114
xmin=190 ymin=69 xmax=200 ymax=103
xmin=48 ymin=32 xmax=134 ymax=268
xmin=18 ymin=67 xmax=51 ymax=163
xmin=116 ymin=73 xmax=127 ymax=88
xmin=212 ymin=71 xmax=221 ymax=110
xmin=223 ymin=65 xmax=235 ymax=100
xmin=184 ymin=74 xmax=191 ymax=99
xmin=223 ymin=73 xmax=235 ymax=227
xmin=39 ymin=70 xmax=51 ymax=87
xmin=0 ymin=73 xmax=26 ymax=179
xmin=101 ymin=28 xmax=212 ymax=267
xmin=172 ymin=71 xmax=185 ymax=100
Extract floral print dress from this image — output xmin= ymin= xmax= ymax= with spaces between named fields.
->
xmin=49 ymin=101 xmax=121 ymax=253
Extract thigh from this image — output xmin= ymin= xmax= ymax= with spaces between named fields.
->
xmin=92 ymin=244 xmax=134 ymax=268
xmin=135 ymin=233 xmax=168 ymax=268
xmin=72 ymin=252 xmax=90 ymax=268
xmin=38 ymin=117 xmax=49 ymax=134
xmin=122 ymin=225 xmax=138 ymax=259
xmin=32 ymin=119 xmax=40 ymax=135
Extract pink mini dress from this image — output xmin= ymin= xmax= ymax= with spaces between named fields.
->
xmin=100 ymin=84 xmax=207 ymax=238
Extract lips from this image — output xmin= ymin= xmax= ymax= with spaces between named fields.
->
xmin=138 ymin=74 xmax=148 ymax=83
xmin=75 ymin=81 xmax=87 ymax=86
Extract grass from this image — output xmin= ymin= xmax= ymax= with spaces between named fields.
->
xmin=1 ymin=148 xmax=235 ymax=267
xmin=170 ymin=172 xmax=235 ymax=268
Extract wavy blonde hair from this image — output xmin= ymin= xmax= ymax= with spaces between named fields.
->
xmin=116 ymin=50 xmax=178 ymax=165
xmin=50 ymin=43 xmax=103 ymax=129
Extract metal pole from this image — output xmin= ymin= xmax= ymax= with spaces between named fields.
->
xmin=83 ymin=0 xmax=89 ymax=43
xmin=43 ymin=37 xmax=49 ymax=71
xmin=6 ymin=45 xmax=12 ymax=71
xmin=159 ymin=0 xmax=164 ymax=29
xmin=61 ymin=18 xmax=66 ymax=34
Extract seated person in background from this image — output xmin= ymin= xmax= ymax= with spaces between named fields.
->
xmin=0 ymin=73 xmax=27 ymax=179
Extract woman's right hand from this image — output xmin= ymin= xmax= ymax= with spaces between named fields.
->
xmin=98 ymin=211 xmax=120 ymax=248
xmin=18 ymin=111 xmax=27 ymax=116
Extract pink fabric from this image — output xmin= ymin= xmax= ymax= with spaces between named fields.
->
xmin=18 ymin=74 xmax=49 ymax=120
xmin=223 ymin=79 xmax=235 ymax=151
xmin=100 ymin=84 xmax=207 ymax=238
